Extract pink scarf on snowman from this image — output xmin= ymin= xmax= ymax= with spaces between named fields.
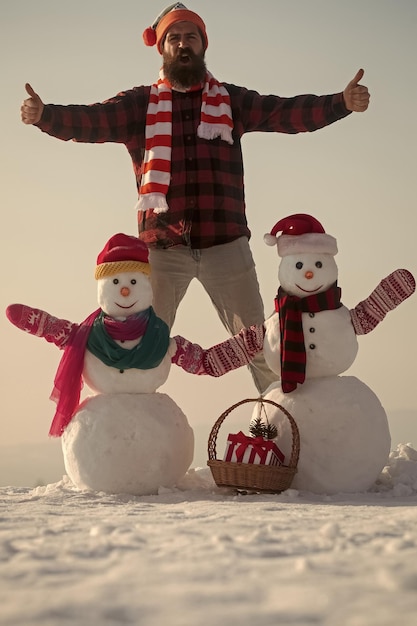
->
xmin=49 ymin=310 xmax=152 ymax=437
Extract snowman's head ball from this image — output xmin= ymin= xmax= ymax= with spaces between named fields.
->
xmin=94 ymin=233 xmax=153 ymax=318
xmin=279 ymin=253 xmax=338 ymax=297
xmin=97 ymin=271 xmax=153 ymax=318
xmin=265 ymin=214 xmax=339 ymax=295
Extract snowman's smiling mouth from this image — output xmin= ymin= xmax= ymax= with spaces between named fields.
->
xmin=296 ymin=284 xmax=323 ymax=293
xmin=115 ymin=302 xmax=137 ymax=309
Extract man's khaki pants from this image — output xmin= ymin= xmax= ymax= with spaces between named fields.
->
xmin=149 ymin=236 xmax=277 ymax=393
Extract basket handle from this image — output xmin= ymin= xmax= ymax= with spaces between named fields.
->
xmin=207 ymin=398 xmax=300 ymax=470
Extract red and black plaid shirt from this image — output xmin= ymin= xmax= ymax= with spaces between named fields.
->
xmin=36 ymin=84 xmax=350 ymax=249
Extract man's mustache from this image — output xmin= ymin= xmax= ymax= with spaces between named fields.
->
xmin=176 ymin=47 xmax=196 ymax=59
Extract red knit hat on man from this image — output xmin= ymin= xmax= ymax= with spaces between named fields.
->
xmin=142 ymin=2 xmax=208 ymax=54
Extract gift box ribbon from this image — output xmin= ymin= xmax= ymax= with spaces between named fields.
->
xmin=235 ymin=434 xmax=267 ymax=462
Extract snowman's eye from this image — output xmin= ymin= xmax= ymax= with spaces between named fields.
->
xmin=131 ymin=279 xmax=137 ymax=285
xmin=113 ymin=278 xmax=119 ymax=285
xmin=315 ymin=261 xmax=323 ymax=268
xmin=296 ymin=262 xmax=303 ymax=270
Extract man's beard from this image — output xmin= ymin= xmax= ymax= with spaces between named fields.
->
xmin=163 ymin=48 xmax=207 ymax=89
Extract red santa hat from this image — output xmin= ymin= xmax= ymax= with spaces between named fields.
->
xmin=95 ymin=233 xmax=151 ymax=279
xmin=142 ymin=3 xmax=208 ymax=54
xmin=264 ymin=213 xmax=338 ymax=257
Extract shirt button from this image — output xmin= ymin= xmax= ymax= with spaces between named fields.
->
xmin=186 ymin=135 xmax=192 ymax=141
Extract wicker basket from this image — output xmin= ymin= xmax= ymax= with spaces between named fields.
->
xmin=207 ymin=398 xmax=300 ymax=493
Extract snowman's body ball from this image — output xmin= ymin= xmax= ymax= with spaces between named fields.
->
xmin=257 ymin=376 xmax=391 ymax=494
xmin=62 ymin=392 xmax=194 ymax=495
xmin=263 ymin=306 xmax=358 ymax=379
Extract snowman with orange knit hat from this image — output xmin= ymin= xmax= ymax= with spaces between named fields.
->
xmin=6 ymin=233 xmax=266 ymax=496
xmin=257 ymin=213 xmax=415 ymax=494
xmin=6 ymin=234 xmax=196 ymax=495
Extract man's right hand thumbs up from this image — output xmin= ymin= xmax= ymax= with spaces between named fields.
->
xmin=21 ymin=83 xmax=44 ymax=125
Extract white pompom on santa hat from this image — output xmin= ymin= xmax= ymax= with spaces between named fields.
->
xmin=264 ymin=213 xmax=338 ymax=257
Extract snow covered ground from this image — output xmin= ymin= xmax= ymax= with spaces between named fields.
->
xmin=1 ymin=443 xmax=417 ymax=626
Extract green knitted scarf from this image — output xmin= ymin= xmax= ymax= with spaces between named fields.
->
xmin=86 ymin=308 xmax=170 ymax=370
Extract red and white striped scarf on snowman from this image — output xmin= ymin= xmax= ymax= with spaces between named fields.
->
xmin=136 ymin=70 xmax=234 ymax=214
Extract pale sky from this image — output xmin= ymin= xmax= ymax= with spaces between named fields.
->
xmin=1 ymin=1 xmax=416 ymax=485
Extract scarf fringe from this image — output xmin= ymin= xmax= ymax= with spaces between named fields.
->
xmin=136 ymin=193 xmax=169 ymax=213
xmin=197 ymin=122 xmax=233 ymax=145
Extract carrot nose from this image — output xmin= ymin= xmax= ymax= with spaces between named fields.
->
xmin=305 ymin=271 xmax=314 ymax=280
xmin=120 ymin=286 xmax=130 ymax=297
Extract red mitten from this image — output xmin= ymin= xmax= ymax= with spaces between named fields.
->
xmin=171 ymin=336 xmax=207 ymax=375
xmin=172 ymin=324 xmax=266 ymax=377
xmin=350 ymin=269 xmax=415 ymax=335
xmin=6 ymin=304 xmax=77 ymax=348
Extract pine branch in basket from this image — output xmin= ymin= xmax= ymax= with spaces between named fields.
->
xmin=249 ymin=416 xmax=278 ymax=440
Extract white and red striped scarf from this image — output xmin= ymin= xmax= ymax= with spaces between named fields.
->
xmin=136 ymin=70 xmax=234 ymax=214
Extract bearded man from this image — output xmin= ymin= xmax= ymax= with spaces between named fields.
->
xmin=20 ymin=3 xmax=370 ymax=394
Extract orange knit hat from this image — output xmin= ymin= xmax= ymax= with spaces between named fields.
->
xmin=142 ymin=3 xmax=208 ymax=54
xmin=95 ymin=233 xmax=151 ymax=279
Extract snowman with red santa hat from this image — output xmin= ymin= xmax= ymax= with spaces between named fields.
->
xmin=258 ymin=213 xmax=415 ymax=494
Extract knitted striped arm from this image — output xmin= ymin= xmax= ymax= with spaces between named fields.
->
xmin=350 ymin=269 xmax=415 ymax=335
xmin=172 ymin=324 xmax=266 ymax=376
xmin=6 ymin=304 xmax=77 ymax=348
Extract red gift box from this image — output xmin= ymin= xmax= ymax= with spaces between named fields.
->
xmin=223 ymin=431 xmax=285 ymax=466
